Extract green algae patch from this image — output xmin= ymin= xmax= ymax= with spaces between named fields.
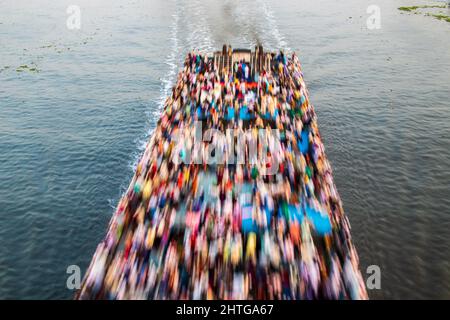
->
xmin=398 ymin=6 xmax=420 ymax=12
xmin=15 ymin=64 xmax=40 ymax=73
xmin=431 ymin=14 xmax=450 ymax=22
xmin=398 ymin=4 xmax=450 ymax=23
xmin=398 ymin=5 xmax=446 ymax=12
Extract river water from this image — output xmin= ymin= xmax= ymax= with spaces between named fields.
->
xmin=0 ymin=0 xmax=449 ymax=299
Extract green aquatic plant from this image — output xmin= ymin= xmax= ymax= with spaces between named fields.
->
xmin=398 ymin=6 xmax=419 ymax=12
xmin=399 ymin=5 xmax=450 ymax=23
xmin=16 ymin=64 xmax=28 ymax=72
xmin=425 ymin=12 xmax=450 ymax=22
xmin=15 ymin=64 xmax=40 ymax=73
xmin=432 ymin=14 xmax=450 ymax=22
xmin=398 ymin=5 xmax=446 ymax=12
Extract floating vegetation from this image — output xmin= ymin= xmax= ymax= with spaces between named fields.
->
xmin=15 ymin=63 xmax=40 ymax=73
xmin=37 ymin=37 xmax=92 ymax=53
xmin=36 ymin=43 xmax=76 ymax=55
xmin=398 ymin=6 xmax=420 ymax=12
xmin=398 ymin=4 xmax=450 ymax=23
xmin=430 ymin=13 xmax=450 ymax=22
xmin=398 ymin=5 xmax=446 ymax=12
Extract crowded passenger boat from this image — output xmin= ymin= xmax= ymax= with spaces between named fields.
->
xmin=77 ymin=46 xmax=368 ymax=300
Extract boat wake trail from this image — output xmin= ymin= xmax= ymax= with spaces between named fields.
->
xmin=156 ymin=9 xmax=180 ymax=115
xmin=257 ymin=0 xmax=291 ymax=51
xmin=202 ymin=0 xmax=290 ymax=52
xmin=182 ymin=0 xmax=216 ymax=53
xmin=130 ymin=1 xmax=182 ymax=175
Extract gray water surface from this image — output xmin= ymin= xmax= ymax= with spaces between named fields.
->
xmin=0 ymin=0 xmax=449 ymax=299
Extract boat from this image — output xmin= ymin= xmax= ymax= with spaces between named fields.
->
xmin=76 ymin=45 xmax=368 ymax=300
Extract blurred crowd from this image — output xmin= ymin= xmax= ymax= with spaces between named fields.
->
xmin=78 ymin=50 xmax=368 ymax=300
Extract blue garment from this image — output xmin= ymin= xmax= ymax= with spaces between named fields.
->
xmin=225 ymin=106 xmax=235 ymax=120
xmin=264 ymin=206 xmax=273 ymax=226
xmin=305 ymin=204 xmax=332 ymax=235
xmin=298 ymin=129 xmax=309 ymax=154
xmin=239 ymin=106 xmax=253 ymax=120
xmin=288 ymin=204 xmax=303 ymax=223
xmin=196 ymin=106 xmax=209 ymax=120
xmin=242 ymin=205 xmax=257 ymax=233
xmin=262 ymin=109 xmax=278 ymax=120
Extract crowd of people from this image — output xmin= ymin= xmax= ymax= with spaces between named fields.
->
xmin=77 ymin=50 xmax=368 ymax=300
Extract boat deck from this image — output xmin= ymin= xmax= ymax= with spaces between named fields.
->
xmin=77 ymin=46 xmax=368 ymax=300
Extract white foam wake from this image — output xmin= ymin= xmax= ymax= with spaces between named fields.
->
xmin=258 ymin=0 xmax=291 ymax=52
